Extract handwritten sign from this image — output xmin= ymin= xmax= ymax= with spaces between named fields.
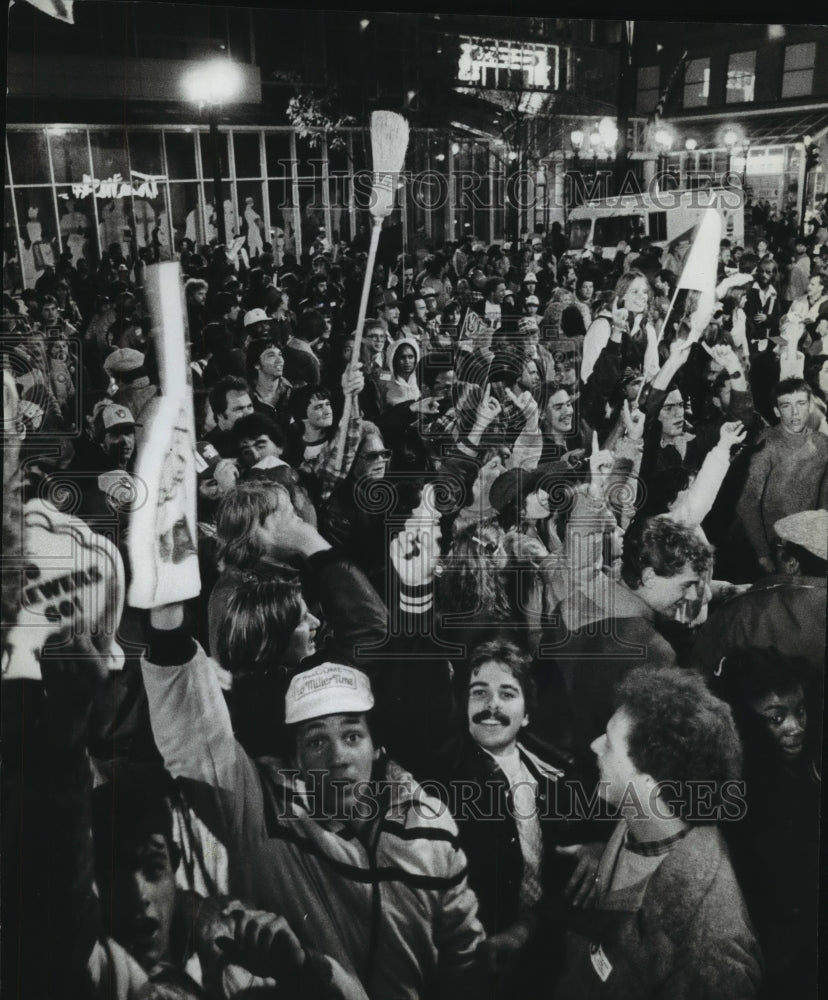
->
xmin=60 ymin=171 xmax=166 ymax=202
xmin=2 ymin=499 xmax=125 ymax=680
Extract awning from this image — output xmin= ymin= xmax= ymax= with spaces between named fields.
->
xmin=663 ymin=108 xmax=828 ymax=150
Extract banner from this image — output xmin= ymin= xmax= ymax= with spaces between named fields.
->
xmin=2 ymin=499 xmax=125 ymax=680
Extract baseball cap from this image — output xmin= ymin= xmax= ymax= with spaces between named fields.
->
xmin=99 ymin=403 xmax=135 ymax=431
xmin=518 ymin=316 xmax=540 ymax=333
xmin=524 ymin=273 xmax=538 ymax=284
xmin=244 ymin=308 xmax=270 ymax=328
xmin=525 ymin=295 xmax=540 ymax=306
xmin=284 ymin=663 xmax=375 ymax=725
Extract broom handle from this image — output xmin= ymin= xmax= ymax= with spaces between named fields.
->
xmin=335 ymin=218 xmax=383 ymax=463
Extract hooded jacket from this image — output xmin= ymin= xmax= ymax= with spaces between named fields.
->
xmin=383 ymin=337 xmax=421 ymax=408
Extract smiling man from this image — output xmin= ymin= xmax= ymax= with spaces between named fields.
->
xmin=737 ymin=377 xmax=828 ymax=573
xmin=538 ymin=516 xmax=714 ymax=767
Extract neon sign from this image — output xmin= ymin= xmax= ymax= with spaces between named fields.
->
xmin=59 ymin=171 xmax=166 ymax=201
xmin=457 ymin=36 xmax=553 ymax=89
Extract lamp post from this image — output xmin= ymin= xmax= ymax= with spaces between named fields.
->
xmin=182 ymin=58 xmax=243 ymax=247
xmin=653 ymin=126 xmax=674 ymax=190
xmin=722 ymin=128 xmax=740 ymax=185
xmin=685 ymin=138 xmax=697 ymax=189
xmin=569 ymin=128 xmax=584 ymax=209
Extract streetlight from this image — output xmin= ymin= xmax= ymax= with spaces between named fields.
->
xmin=721 ymin=127 xmax=742 ymax=183
xmin=653 ymin=126 xmax=674 ymax=188
xmin=182 ymin=58 xmax=243 ymax=246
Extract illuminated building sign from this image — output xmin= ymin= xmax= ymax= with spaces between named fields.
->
xmin=457 ymin=36 xmax=557 ymax=90
xmin=60 ymin=171 xmax=166 ymax=200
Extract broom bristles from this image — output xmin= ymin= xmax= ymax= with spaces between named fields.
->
xmin=370 ymin=111 xmax=409 ymax=221
xmin=371 ymin=111 xmax=410 ymax=174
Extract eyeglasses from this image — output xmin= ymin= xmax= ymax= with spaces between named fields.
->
xmin=362 ymin=449 xmax=392 ymax=461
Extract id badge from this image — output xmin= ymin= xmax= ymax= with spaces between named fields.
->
xmin=590 ymin=942 xmax=613 ymax=982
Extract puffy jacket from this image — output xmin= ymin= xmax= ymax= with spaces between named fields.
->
xmin=141 ymin=629 xmax=485 ymax=1000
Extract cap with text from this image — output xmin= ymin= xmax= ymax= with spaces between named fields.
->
xmin=285 ymin=662 xmax=375 ymax=725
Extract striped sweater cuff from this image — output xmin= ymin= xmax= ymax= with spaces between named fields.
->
xmin=399 ymin=580 xmax=434 ymax=614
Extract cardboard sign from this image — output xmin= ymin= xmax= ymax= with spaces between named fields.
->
xmin=127 ymin=263 xmax=201 ymax=608
xmin=2 ymin=499 xmax=125 ymax=680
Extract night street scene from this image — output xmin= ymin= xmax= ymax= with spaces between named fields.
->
xmin=2 ymin=6 xmax=826 ymax=999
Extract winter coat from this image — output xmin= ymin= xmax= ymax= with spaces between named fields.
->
xmin=141 ymin=628 xmax=485 ymax=1000
xmin=552 ymin=823 xmax=762 ymax=999
xmin=736 ymin=424 xmax=828 ymax=564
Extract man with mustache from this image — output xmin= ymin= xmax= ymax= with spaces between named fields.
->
xmin=434 ymin=639 xmax=600 ymax=996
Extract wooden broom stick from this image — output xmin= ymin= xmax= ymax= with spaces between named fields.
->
xmin=334 ymin=112 xmax=410 ymax=465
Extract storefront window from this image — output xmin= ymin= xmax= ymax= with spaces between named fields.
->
xmin=169 ymin=181 xmax=211 ymax=249
xmin=235 ymin=180 xmax=267 ymax=258
xmin=90 ymin=129 xmax=130 ymax=183
xmin=128 ymin=131 xmax=165 ymax=178
xmin=48 ymin=128 xmax=92 ymax=185
xmin=56 ymin=187 xmax=96 ymax=267
xmin=233 ymin=132 xmax=262 ymax=179
xmin=8 ymin=130 xmax=52 ymax=186
xmin=264 ymin=179 xmax=293 ymax=260
xmin=4 ymin=188 xmax=23 ymax=293
xmin=265 ymin=133 xmax=292 ymax=177
xmin=16 ymin=188 xmax=59 ymax=288
xmin=164 ymin=131 xmax=198 ymax=181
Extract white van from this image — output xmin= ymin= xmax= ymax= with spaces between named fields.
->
xmin=567 ymin=187 xmax=745 ymax=259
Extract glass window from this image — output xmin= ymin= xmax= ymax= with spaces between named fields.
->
xmin=683 ymin=58 xmax=710 ymax=109
xmin=265 ymin=133 xmax=293 ymax=176
xmin=726 ymin=51 xmax=755 ymax=103
xmin=236 ymin=180 xmax=267 ymax=258
xmin=90 ymin=129 xmax=129 ymax=182
xmin=164 ymin=131 xmax=197 ymax=181
xmin=169 ymin=182 xmax=212 ymax=249
xmin=8 ymin=131 xmax=52 ymax=186
xmin=56 ymin=188 xmax=96 ymax=267
xmin=782 ymin=43 xmax=816 ymax=98
xmin=4 ymin=188 xmax=23 ymax=293
xmin=47 ymin=129 xmax=92 ymax=186
xmin=128 ymin=131 xmax=164 ymax=178
xmin=636 ymin=66 xmax=660 ymax=115
xmin=233 ymin=132 xmax=262 ymax=179
xmin=16 ymin=188 xmax=59 ymax=288
xmin=267 ymin=179 xmax=297 ymax=257
xmin=594 ymin=214 xmax=647 ymax=246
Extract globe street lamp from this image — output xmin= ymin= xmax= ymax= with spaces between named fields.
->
xmin=182 ymin=58 xmax=243 ymax=246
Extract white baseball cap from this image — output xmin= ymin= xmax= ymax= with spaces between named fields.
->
xmin=244 ymin=308 xmax=270 ymax=327
xmin=284 ymin=663 xmax=374 ymax=725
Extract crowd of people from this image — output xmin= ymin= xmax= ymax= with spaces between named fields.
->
xmin=3 ymin=197 xmax=827 ymax=1000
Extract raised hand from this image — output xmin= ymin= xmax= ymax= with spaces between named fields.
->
xmin=504 ymin=386 xmax=539 ymax=424
xmin=718 ymin=420 xmax=747 ymax=450
xmin=701 ymin=341 xmax=741 ymax=373
xmin=472 ymin=383 xmax=502 ymax=431
xmin=589 ymin=430 xmax=615 ymax=479
xmin=621 ymin=399 xmax=645 ymax=442
xmin=389 ymin=482 xmax=442 ymax=587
